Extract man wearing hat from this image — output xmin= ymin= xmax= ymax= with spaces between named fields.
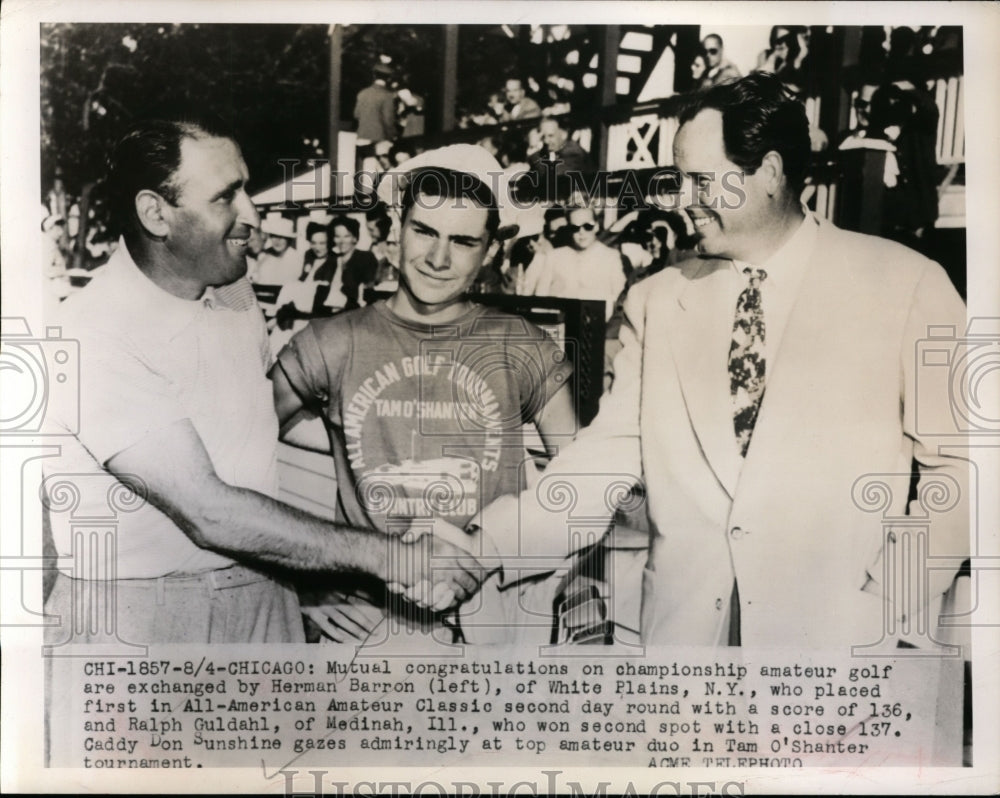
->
xmin=250 ymin=215 xmax=303 ymax=286
xmin=271 ymin=143 xmax=577 ymax=645
xmin=354 ymin=63 xmax=398 ymax=146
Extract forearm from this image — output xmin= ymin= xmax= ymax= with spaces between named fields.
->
xmin=171 ymin=480 xmax=394 ymax=577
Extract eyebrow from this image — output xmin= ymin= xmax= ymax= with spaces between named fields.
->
xmin=409 ymin=218 xmax=483 ymax=246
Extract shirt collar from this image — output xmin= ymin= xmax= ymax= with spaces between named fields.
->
xmin=110 ymin=237 xmax=257 ymax=338
xmin=731 ymin=210 xmax=819 ymax=286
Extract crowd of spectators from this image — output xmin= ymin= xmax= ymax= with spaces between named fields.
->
xmin=48 ymin=27 xmax=956 ymax=338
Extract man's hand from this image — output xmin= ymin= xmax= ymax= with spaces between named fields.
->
xmin=386 ymin=533 xmax=485 ymax=610
xmin=303 ymin=592 xmax=386 ymax=643
xmin=386 ymin=531 xmax=489 ymax=611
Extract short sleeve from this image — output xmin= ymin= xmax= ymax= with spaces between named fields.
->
xmin=512 ymin=323 xmax=574 ymax=423
xmin=71 ymin=329 xmax=186 ymax=465
xmin=275 ymin=323 xmax=333 ymax=411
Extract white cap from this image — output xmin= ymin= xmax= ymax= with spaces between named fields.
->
xmin=376 ymin=143 xmax=520 ymax=239
xmin=261 ymin=216 xmax=296 ymax=239
xmin=514 ymin=206 xmax=545 ymax=239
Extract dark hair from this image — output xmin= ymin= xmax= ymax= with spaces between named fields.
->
xmin=365 ymin=203 xmax=390 ymax=222
xmin=367 ymin=214 xmax=392 ymax=242
xmin=106 ymin=117 xmax=234 ymax=241
xmin=400 ymin=167 xmax=501 ymax=242
xmin=330 ymin=215 xmax=360 ymax=239
xmin=305 ymin=221 xmax=329 ymax=241
xmin=678 ymin=72 xmax=811 ymax=194
xmin=498 ymin=136 xmax=528 ymax=165
xmin=702 ymin=33 xmax=723 ymax=48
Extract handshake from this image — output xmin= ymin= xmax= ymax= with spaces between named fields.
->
xmin=303 ymin=516 xmax=502 ymax=643
xmin=385 ymin=516 xmax=500 ymax=611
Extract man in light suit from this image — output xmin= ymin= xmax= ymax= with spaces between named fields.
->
xmin=444 ymin=73 xmax=968 ymax=650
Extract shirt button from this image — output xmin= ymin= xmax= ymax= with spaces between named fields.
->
xmin=715 ymin=598 xmax=723 ymax=610
xmin=730 ymin=526 xmax=744 ymax=540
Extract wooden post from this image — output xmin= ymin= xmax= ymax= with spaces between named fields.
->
xmin=837 ymin=148 xmax=886 ymax=235
xmin=836 ymin=26 xmax=864 ymax=136
xmin=595 ymin=25 xmax=619 ymax=172
xmin=440 ymin=25 xmax=459 ymax=134
xmin=328 ymin=24 xmax=343 ymax=203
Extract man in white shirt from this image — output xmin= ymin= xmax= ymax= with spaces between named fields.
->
xmin=42 ymin=119 xmax=485 ymax=647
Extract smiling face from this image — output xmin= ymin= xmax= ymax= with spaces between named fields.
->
xmin=164 ymin=136 xmax=259 ymax=287
xmin=673 ymin=109 xmax=771 ymax=261
xmin=391 ymin=193 xmax=490 ymax=322
xmin=332 ymin=223 xmax=357 ymax=256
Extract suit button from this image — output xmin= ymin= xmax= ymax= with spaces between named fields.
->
xmin=715 ymin=598 xmax=723 ymax=610
xmin=730 ymin=526 xmax=744 ymax=540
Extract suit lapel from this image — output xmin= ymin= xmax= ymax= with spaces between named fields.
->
xmin=666 ymin=259 xmax=745 ymax=497
xmin=739 ymin=220 xmax=840 ymax=484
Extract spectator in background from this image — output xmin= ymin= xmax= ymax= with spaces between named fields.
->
xmin=699 ymin=33 xmax=742 ymax=89
xmin=299 ymin=221 xmax=332 ymax=282
xmin=365 ymin=207 xmax=398 ymax=289
xmin=313 ymin=215 xmax=378 ymax=313
xmin=542 ymin=205 xmax=570 ymax=251
xmin=500 ymin=78 xmax=542 ymax=122
xmin=42 ymin=214 xmax=71 ymax=313
xmin=273 ymin=221 xmax=333 ymax=337
xmin=245 ymin=226 xmax=265 ymax=276
xmin=690 ymin=49 xmax=709 ymax=85
xmin=354 ymin=63 xmax=397 ymax=146
xmin=505 ymin=209 xmax=547 ymax=295
xmin=757 ymin=26 xmax=792 ymax=73
xmin=529 ymin=206 xmax=627 ymax=322
xmin=374 ymin=140 xmax=394 ymax=172
xmin=251 ymin=216 xmax=303 ymax=286
xmin=533 ymin=117 xmax=594 ymax=179
xmin=868 ymin=78 xmax=940 ymax=248
xmin=396 ymin=83 xmax=425 ymax=139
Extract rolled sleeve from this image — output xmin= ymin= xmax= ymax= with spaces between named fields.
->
xmin=275 ymin=323 xmax=331 ymax=411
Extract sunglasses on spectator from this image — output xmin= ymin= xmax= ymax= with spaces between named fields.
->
xmin=568 ymin=222 xmax=597 ymax=233
xmin=705 ymin=47 xmax=720 ymax=55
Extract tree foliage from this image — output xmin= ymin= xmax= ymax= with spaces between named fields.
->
xmin=41 ymin=22 xmax=331 ymax=202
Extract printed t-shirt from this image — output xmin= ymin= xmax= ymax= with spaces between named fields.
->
xmin=276 ymin=300 xmax=573 ymax=534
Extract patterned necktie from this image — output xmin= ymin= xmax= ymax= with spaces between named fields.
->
xmin=729 ymin=266 xmax=767 ymax=457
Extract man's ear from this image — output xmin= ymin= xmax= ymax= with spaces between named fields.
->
xmin=134 ymin=190 xmax=171 ymax=238
xmin=760 ymin=150 xmax=785 ymax=196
